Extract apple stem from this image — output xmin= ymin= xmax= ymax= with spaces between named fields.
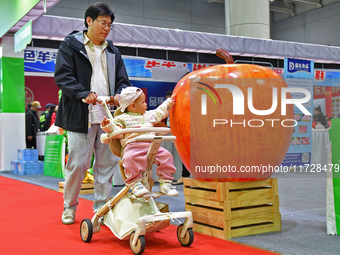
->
xmin=216 ymin=48 xmax=234 ymax=64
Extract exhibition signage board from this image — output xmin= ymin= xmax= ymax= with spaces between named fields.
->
xmin=282 ymin=58 xmax=314 ymax=167
xmin=0 ymin=57 xmax=25 ymax=113
xmin=43 ymin=135 xmax=65 ymax=178
xmin=14 ymin=20 xmax=32 ymax=53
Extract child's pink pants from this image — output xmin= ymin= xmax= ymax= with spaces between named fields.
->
xmin=122 ymin=142 xmax=176 ymax=184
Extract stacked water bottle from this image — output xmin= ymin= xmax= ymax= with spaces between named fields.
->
xmin=11 ymin=149 xmax=44 ymax=175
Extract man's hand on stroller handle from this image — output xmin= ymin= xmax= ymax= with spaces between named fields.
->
xmin=82 ymin=92 xmax=98 ymax=104
xmin=82 ymin=95 xmax=119 ymax=106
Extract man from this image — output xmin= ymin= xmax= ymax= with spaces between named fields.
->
xmin=26 ymin=103 xmax=32 ymax=113
xmin=25 ymin=101 xmax=41 ymax=149
xmin=54 ymin=2 xmax=131 ymax=225
xmin=41 ymin=104 xmax=57 ymax=131
xmin=39 ymin=103 xmax=52 ymax=131
xmin=314 ymin=106 xmax=327 ymax=128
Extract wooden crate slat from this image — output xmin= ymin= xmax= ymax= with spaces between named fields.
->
xmin=273 ymin=195 xmax=280 ymax=214
xmin=229 ymin=188 xmax=273 ymax=201
xmin=228 ymin=179 xmax=272 ymax=190
xmin=59 ymin=181 xmax=94 ymax=194
xmin=230 ymin=196 xmax=274 ymax=208
xmin=231 ymin=223 xmax=276 ymax=238
xmin=184 ymin=178 xmax=220 ymax=190
xmin=184 ymin=188 xmax=220 ymax=201
xmin=185 ymin=195 xmax=225 ymax=209
xmin=229 ymin=213 xmax=278 ymax=228
xmin=193 ymin=223 xmax=227 ymax=239
xmin=273 ymin=213 xmax=281 ymax=231
xmin=186 ymin=204 xmax=224 ymax=218
xmin=231 ymin=205 xmax=275 ymax=219
xmin=79 ymin=189 xmax=95 ymax=195
xmin=271 ymin=178 xmax=278 ymax=196
xmin=186 ymin=205 xmax=225 ymax=227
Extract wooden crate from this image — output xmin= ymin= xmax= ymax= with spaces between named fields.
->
xmin=183 ymin=178 xmax=281 ymax=239
xmin=59 ymin=182 xmax=94 ymax=194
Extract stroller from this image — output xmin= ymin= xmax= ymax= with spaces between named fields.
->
xmin=80 ymin=97 xmax=194 ymax=255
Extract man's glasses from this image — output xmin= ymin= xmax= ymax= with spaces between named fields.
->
xmin=96 ymin=19 xmax=114 ymax=30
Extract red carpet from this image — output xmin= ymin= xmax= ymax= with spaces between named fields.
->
xmin=1 ymin=176 xmax=279 ymax=255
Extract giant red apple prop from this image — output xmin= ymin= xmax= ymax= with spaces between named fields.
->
xmin=170 ymin=49 xmax=294 ymax=181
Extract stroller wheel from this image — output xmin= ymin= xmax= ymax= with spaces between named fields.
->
xmin=177 ymin=223 xmax=194 ymax=247
xmin=80 ymin=218 xmax=93 ymax=242
xmin=129 ymin=231 xmax=146 ymax=255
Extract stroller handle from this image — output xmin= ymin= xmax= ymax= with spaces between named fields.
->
xmin=101 ymin=127 xmax=173 ymax=143
xmin=132 ymin=135 xmax=176 ymax=142
xmin=110 ymin=127 xmax=171 ymax=138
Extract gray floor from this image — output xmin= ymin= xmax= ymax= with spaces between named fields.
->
xmin=1 ymin=170 xmax=340 ymax=255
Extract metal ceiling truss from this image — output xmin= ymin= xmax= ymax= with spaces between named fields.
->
xmin=287 ymin=0 xmax=322 ymax=8
xmin=204 ymin=0 xmax=322 ymax=15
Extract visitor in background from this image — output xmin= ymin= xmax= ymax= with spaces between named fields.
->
xmin=26 ymin=103 xmax=32 ymax=113
xmin=26 ymin=101 xmax=41 ymax=149
xmin=41 ymin=104 xmax=57 ymax=131
xmin=312 ymin=115 xmax=317 ymax=129
xmin=50 ymin=105 xmax=58 ymax=126
xmin=328 ymin=116 xmax=333 ymax=128
xmin=39 ymin=103 xmax=52 ymax=130
xmin=314 ymin=106 xmax=328 ymax=128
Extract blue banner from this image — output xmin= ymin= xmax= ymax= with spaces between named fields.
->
xmin=130 ymin=80 xmax=176 ymax=109
xmin=287 ymin=58 xmax=312 ymax=74
xmin=282 ymin=58 xmax=314 ymax=166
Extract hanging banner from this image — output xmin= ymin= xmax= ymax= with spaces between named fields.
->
xmin=43 ymin=135 xmax=65 ymax=178
xmin=14 ymin=20 xmax=32 ymax=53
xmin=24 ymin=48 xmax=214 ymax=81
xmin=24 ymin=48 xmax=215 ymax=110
xmin=282 ymin=58 xmax=314 ymax=167
xmin=24 ymin=48 xmax=58 ymax=73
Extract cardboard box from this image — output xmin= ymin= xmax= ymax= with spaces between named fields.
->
xmin=18 ymin=149 xmax=32 ymax=162
xmin=18 ymin=149 xmax=39 ymax=163
xmin=17 ymin=161 xmax=33 ymax=175
xmin=11 ymin=160 xmax=19 ymax=174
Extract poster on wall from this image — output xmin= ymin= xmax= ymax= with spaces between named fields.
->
xmin=282 ymin=58 xmax=314 ymax=167
xmin=314 ymin=70 xmax=340 ymax=119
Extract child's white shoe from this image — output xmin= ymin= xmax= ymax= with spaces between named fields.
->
xmin=159 ymin=180 xmax=179 ymax=196
xmin=131 ymin=181 xmax=149 ymax=197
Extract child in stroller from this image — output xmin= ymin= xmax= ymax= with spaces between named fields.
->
xmin=101 ymin=86 xmax=179 ymax=197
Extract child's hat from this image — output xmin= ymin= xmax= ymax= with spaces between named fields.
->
xmin=119 ymin=86 xmax=143 ymax=112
